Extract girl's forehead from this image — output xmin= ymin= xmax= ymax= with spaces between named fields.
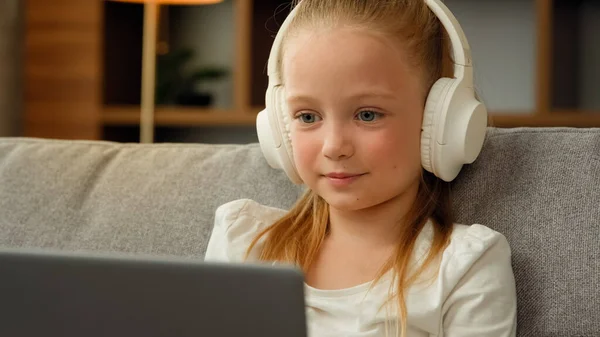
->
xmin=283 ymin=27 xmax=407 ymax=62
xmin=281 ymin=28 xmax=423 ymax=96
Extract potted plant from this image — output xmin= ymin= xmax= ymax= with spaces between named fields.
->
xmin=155 ymin=47 xmax=229 ymax=107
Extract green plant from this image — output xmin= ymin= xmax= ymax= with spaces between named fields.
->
xmin=155 ymin=47 xmax=228 ymax=105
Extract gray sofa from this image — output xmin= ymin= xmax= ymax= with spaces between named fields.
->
xmin=0 ymin=127 xmax=598 ymax=336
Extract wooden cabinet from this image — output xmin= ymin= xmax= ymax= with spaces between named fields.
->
xmin=23 ymin=0 xmax=600 ymax=141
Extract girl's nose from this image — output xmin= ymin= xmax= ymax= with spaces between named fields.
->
xmin=321 ymin=124 xmax=354 ymax=160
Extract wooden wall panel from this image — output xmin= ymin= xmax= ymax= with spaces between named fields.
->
xmin=24 ymin=0 xmax=102 ymax=140
xmin=0 ymin=1 xmax=23 ymax=137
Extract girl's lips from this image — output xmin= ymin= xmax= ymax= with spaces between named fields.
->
xmin=325 ymin=173 xmax=364 ymax=179
xmin=323 ymin=173 xmax=366 ymax=186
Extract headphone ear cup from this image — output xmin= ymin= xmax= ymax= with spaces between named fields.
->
xmin=257 ymin=84 xmax=281 ymax=169
xmin=256 ymin=86 xmax=302 ymax=184
xmin=256 ymin=85 xmax=302 ymax=184
xmin=273 ymin=86 xmax=303 ymax=184
xmin=256 ymin=108 xmax=280 ymax=169
xmin=421 ymin=78 xmax=454 ymax=175
xmin=276 ymin=87 xmax=295 ymax=167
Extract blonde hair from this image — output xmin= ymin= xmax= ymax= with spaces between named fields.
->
xmin=248 ymin=1 xmax=455 ymax=335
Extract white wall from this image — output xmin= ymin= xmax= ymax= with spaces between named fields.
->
xmin=0 ymin=1 xmax=22 ymax=136
xmin=445 ymin=0 xmax=537 ymax=114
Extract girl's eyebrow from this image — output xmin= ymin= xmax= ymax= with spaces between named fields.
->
xmin=287 ymin=90 xmax=397 ymax=104
xmin=287 ymin=95 xmax=319 ymax=105
xmin=349 ymin=91 xmax=397 ymax=101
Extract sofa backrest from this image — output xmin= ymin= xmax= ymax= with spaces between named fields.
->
xmin=0 ymin=127 xmax=598 ymax=336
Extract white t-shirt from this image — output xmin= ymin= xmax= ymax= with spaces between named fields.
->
xmin=204 ymin=199 xmax=517 ymax=337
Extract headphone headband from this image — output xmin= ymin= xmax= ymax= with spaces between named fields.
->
xmin=267 ymin=0 xmax=473 ymax=87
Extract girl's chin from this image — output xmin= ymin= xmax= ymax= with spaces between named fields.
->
xmin=319 ymin=193 xmax=379 ymax=212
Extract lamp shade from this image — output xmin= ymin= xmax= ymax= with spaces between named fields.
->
xmin=109 ymin=0 xmax=223 ymax=4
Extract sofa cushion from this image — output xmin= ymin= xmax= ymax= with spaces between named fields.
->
xmin=452 ymin=128 xmax=600 ymax=336
xmin=0 ymin=127 xmax=598 ymax=337
xmin=0 ymin=138 xmax=304 ymax=256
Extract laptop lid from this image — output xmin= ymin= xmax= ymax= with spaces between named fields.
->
xmin=0 ymin=247 xmax=308 ymax=337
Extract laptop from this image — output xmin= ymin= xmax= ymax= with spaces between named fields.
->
xmin=0 ymin=247 xmax=308 ymax=337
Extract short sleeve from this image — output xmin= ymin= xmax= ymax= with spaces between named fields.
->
xmin=203 ymin=198 xmax=287 ymax=263
xmin=204 ymin=199 xmax=249 ymax=262
xmin=204 ymin=199 xmax=248 ymax=262
xmin=441 ymin=225 xmax=517 ymax=337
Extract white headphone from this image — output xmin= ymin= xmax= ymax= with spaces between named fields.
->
xmin=256 ymin=0 xmax=488 ymax=184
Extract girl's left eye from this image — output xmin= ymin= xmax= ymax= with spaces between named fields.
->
xmin=356 ymin=110 xmax=381 ymax=122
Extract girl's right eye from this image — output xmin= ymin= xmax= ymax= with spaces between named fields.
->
xmin=295 ymin=113 xmax=322 ymax=124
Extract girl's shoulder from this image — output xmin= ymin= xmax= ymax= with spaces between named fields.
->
xmin=407 ymin=222 xmax=516 ymax=330
xmin=433 ymin=224 xmax=517 ymax=332
xmin=416 ymin=221 xmax=511 ymax=267
xmin=204 ymin=199 xmax=287 ymax=262
xmin=433 ymin=222 xmax=514 ymax=302
xmin=214 ymin=198 xmax=288 ymax=232
xmin=446 ymin=223 xmax=511 ymax=260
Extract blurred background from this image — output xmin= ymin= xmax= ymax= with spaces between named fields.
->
xmin=0 ymin=0 xmax=599 ymax=144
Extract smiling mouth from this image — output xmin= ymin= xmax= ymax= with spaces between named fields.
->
xmin=324 ymin=173 xmax=365 ymax=179
xmin=325 ymin=172 xmax=364 ymax=179
xmin=322 ymin=173 xmax=368 ymax=186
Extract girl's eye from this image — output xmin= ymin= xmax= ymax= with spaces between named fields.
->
xmin=357 ymin=110 xmax=381 ymax=122
xmin=297 ymin=113 xmax=322 ymax=124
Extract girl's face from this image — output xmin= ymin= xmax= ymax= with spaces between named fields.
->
xmin=282 ymin=27 xmax=426 ymax=211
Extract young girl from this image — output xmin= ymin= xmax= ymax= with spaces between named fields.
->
xmin=205 ymin=0 xmax=517 ymax=336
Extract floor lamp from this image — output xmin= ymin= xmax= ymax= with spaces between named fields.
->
xmin=109 ymin=0 xmax=223 ymax=143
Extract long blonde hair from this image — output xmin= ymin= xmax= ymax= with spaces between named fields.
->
xmin=248 ymin=0 xmax=455 ymax=335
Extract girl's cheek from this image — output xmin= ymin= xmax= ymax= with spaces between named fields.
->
xmin=292 ymin=133 xmax=319 ymax=165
